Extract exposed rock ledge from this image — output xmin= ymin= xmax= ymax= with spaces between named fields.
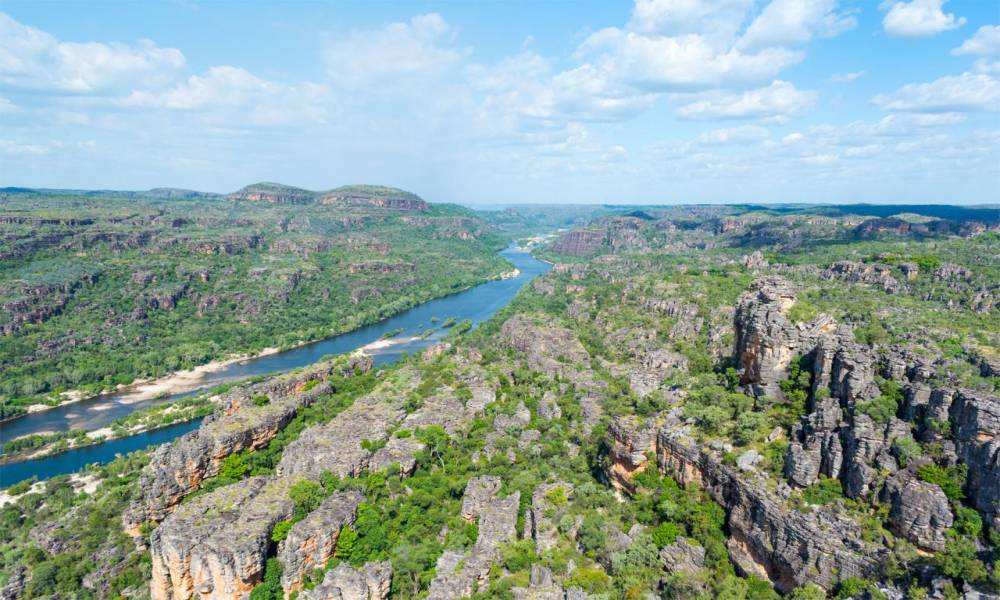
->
xmin=606 ymin=416 xmax=886 ymax=593
xmin=124 ymin=355 xmax=371 ymax=537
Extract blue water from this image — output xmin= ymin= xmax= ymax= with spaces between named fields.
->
xmin=0 ymin=247 xmax=549 ymax=486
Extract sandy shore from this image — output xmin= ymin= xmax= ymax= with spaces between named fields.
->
xmin=96 ymin=346 xmax=282 ymax=405
xmin=359 ymin=336 xmax=421 ymax=354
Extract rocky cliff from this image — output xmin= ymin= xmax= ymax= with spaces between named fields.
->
xmin=124 ymin=356 xmax=370 ymax=536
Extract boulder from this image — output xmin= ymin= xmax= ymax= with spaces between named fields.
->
xmin=883 ymin=471 xmax=953 ymax=551
xmin=298 ymin=561 xmax=392 ymax=600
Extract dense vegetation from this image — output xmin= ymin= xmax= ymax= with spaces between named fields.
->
xmin=0 ymin=186 xmax=509 ymax=418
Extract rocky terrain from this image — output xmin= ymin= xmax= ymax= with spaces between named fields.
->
xmin=1 ymin=204 xmax=998 ymax=600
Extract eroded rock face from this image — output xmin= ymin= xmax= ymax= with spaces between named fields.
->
xmin=949 ymin=389 xmax=1000 ymax=530
xmin=427 ymin=476 xmax=520 ymax=599
xmin=551 ymin=230 xmax=606 ymax=256
xmin=883 ymin=470 xmax=953 ymax=551
xmin=150 ymin=476 xmax=296 ymax=600
xmin=733 ymin=277 xmax=804 ymax=398
xmin=524 ymin=482 xmax=575 ymax=553
xmin=277 ymin=388 xmax=407 ymax=479
xmin=659 ymin=537 xmax=706 ymax=575
xmin=607 ymin=416 xmax=659 ymax=493
xmin=500 ymin=316 xmax=591 ymax=379
xmin=124 ymin=358 xmax=370 ymax=536
xmin=654 ymin=429 xmax=885 ymax=593
xmin=278 ymin=491 xmax=364 ymax=594
xmin=298 ymin=561 xmax=392 ymax=600
xmin=512 ymin=565 xmax=589 ymax=600
xmin=822 ymin=261 xmax=901 ymax=294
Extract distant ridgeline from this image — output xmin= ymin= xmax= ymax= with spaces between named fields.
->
xmin=538 ymin=203 xmax=1000 ymax=259
xmin=0 ymin=183 xmax=507 ymax=418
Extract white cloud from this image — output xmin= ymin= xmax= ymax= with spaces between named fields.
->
xmin=873 ymin=72 xmax=1000 ymax=112
xmin=694 ymin=124 xmax=771 ymax=145
xmin=325 ymin=13 xmax=461 ymax=90
xmin=674 ymin=80 xmax=816 ymax=120
xmin=831 ymin=70 xmax=865 ymax=82
xmin=121 ymin=66 xmax=331 ymax=125
xmin=882 ymin=0 xmax=966 ymax=38
xmin=739 ymin=0 xmax=857 ymax=51
xmin=0 ymin=11 xmax=184 ymax=93
xmin=629 ymin=0 xmax=753 ymax=40
xmin=952 ymin=25 xmax=1000 ymax=56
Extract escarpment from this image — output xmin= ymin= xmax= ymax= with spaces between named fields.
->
xmin=607 ymin=422 xmax=887 ymax=593
xmin=150 ymin=476 xmax=297 ymax=600
xmin=124 ymin=355 xmax=371 ymax=536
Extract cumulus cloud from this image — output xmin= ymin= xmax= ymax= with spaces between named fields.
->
xmin=325 ymin=13 xmax=461 ymax=90
xmin=629 ymin=0 xmax=753 ymax=40
xmin=674 ymin=80 xmax=816 ymax=120
xmin=0 ymin=12 xmax=184 ymax=93
xmin=121 ymin=66 xmax=331 ymax=125
xmin=694 ymin=124 xmax=771 ymax=145
xmin=952 ymin=24 xmax=1000 ymax=56
xmin=882 ymin=0 xmax=966 ymax=38
xmin=873 ymin=72 xmax=1000 ymax=112
xmin=738 ymin=0 xmax=857 ymax=51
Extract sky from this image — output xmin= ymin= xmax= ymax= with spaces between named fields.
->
xmin=0 ymin=0 xmax=998 ymax=205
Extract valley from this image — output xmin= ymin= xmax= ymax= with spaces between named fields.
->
xmin=1 ymin=198 xmax=997 ymax=600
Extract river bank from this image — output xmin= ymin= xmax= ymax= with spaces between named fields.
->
xmin=0 ymin=246 xmax=551 ymax=485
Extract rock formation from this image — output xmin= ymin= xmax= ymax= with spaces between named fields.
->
xmin=427 ymin=476 xmax=520 ymax=599
xmin=298 ymin=561 xmax=392 ymax=600
xmin=278 ymin=491 xmax=364 ymax=594
xmin=149 ymin=476 xmax=296 ymax=600
xmin=124 ymin=357 xmax=370 ymax=536
xmin=883 ymin=470 xmax=953 ymax=551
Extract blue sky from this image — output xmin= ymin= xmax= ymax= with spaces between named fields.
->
xmin=0 ymin=0 xmax=997 ymax=204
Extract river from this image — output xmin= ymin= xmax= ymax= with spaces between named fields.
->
xmin=0 ymin=246 xmax=549 ymax=486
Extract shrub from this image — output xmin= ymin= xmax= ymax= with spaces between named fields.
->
xmin=917 ymin=463 xmax=966 ymax=501
xmin=651 ymin=522 xmax=682 ymax=549
xmin=802 ymin=476 xmax=844 ymax=506
xmin=936 ymin=536 xmax=987 ymax=583
xmin=787 ymin=301 xmax=818 ymax=324
xmin=565 ymin=565 xmax=611 ymax=594
xmin=502 ymin=539 xmax=536 ymax=572
xmin=271 ymin=520 xmax=292 ymax=542
xmin=891 ymin=435 xmax=922 ymax=468
xmin=251 ymin=394 xmax=270 ymax=407
xmin=954 ymin=506 xmax=983 ymax=538
xmin=289 ymin=479 xmax=325 ymax=520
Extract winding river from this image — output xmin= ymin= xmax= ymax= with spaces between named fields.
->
xmin=0 ymin=246 xmax=550 ymax=485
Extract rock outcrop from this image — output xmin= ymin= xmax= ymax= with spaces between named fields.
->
xmin=427 ymin=476 xmax=520 ymax=599
xmin=949 ymin=389 xmax=1000 ymax=530
xmin=551 ymin=230 xmax=606 ymax=256
xmin=298 ymin=561 xmax=392 ymax=600
xmin=150 ymin=476 xmax=296 ymax=600
xmin=124 ymin=357 xmax=370 ymax=536
xmin=659 ymin=537 xmax=706 ymax=575
xmin=734 ymin=277 xmax=823 ymax=398
xmin=883 ymin=470 xmax=953 ymax=551
xmin=512 ymin=565 xmax=589 ymax=600
xmin=524 ymin=482 xmax=575 ymax=553
xmin=657 ymin=430 xmax=885 ymax=592
xmin=278 ymin=491 xmax=364 ymax=594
